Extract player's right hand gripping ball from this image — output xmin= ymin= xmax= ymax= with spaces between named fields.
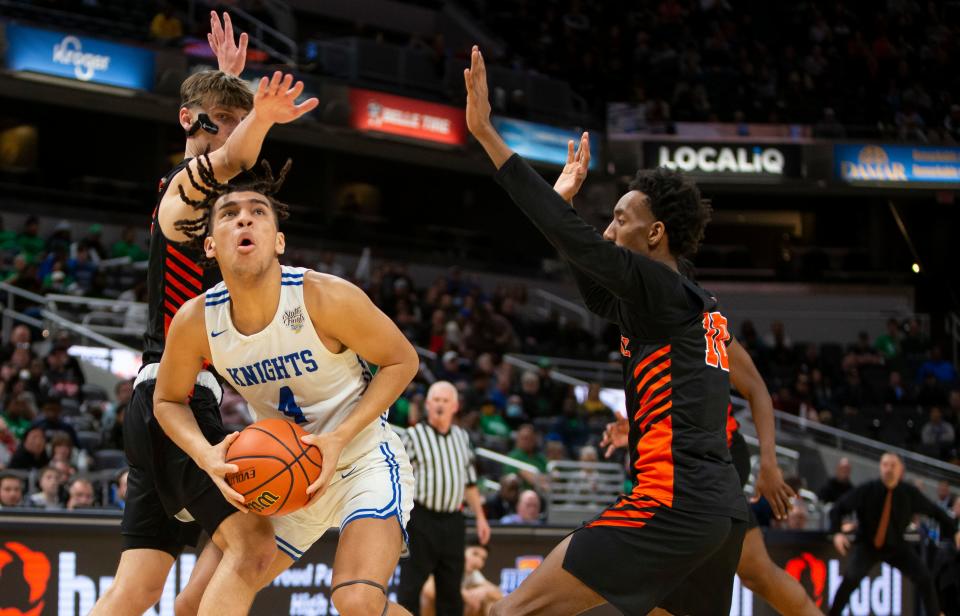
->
xmin=225 ymin=418 xmax=323 ymax=516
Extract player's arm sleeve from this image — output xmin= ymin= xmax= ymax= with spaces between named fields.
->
xmin=910 ymin=485 xmax=958 ymax=536
xmin=829 ymin=484 xmax=862 ymax=533
xmin=494 ymin=153 xmax=669 ymax=304
xmin=568 ymin=261 xmax=619 ymax=321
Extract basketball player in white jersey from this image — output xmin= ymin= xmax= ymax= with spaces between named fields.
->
xmin=153 ymin=163 xmax=418 ymax=616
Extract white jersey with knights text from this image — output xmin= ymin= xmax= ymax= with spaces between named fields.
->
xmin=204 ymin=266 xmax=388 ymax=467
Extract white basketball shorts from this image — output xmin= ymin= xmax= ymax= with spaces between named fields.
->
xmin=271 ymin=430 xmax=414 ymax=561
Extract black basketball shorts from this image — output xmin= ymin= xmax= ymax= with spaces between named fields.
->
xmin=120 ymin=365 xmax=236 ymax=555
xmin=563 ymin=504 xmax=748 ymax=615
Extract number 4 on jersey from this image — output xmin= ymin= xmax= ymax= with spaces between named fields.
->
xmin=702 ymin=312 xmax=730 ymax=371
xmin=278 ymin=386 xmax=307 ymax=424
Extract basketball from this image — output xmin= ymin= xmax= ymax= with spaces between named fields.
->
xmin=224 ymin=418 xmax=323 ymax=516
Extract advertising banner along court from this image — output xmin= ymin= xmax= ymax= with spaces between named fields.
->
xmin=0 ymin=515 xmax=915 ymax=615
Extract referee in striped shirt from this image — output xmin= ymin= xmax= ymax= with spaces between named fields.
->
xmin=398 ymin=381 xmax=491 ymax=615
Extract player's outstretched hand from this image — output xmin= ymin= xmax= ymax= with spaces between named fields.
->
xmin=600 ymin=415 xmax=629 ymax=458
xmin=199 ymin=431 xmax=247 ymax=512
xmin=464 ymin=45 xmax=494 ymax=138
xmin=254 ymin=71 xmax=320 ymax=125
xmin=208 ymin=11 xmax=248 ymax=77
xmin=554 ymin=132 xmax=590 ymax=204
xmin=832 ymin=532 xmax=850 ymax=557
xmin=463 ymin=44 xmax=514 ymax=168
xmin=754 ymin=463 xmax=795 ymax=520
xmin=301 ymin=431 xmax=347 ymax=507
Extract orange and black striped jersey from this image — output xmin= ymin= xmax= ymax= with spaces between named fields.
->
xmin=495 ymin=154 xmax=748 ymax=525
xmin=606 ymin=285 xmax=747 ymax=523
xmin=142 ymin=159 xmax=222 ymax=365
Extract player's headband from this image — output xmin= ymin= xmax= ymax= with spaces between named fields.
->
xmin=186 ymin=112 xmax=219 ymax=137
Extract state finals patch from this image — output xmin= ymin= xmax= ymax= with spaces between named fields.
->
xmin=282 ymin=306 xmax=305 ymax=333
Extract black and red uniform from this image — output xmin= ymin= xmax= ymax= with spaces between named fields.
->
xmin=121 ymin=159 xmax=235 ymax=557
xmin=495 ymin=154 xmax=748 ymax=615
xmin=725 ymin=403 xmax=750 ymax=485
xmin=725 ymin=403 xmax=740 ymax=448
xmin=141 ymin=159 xmax=222 ymax=366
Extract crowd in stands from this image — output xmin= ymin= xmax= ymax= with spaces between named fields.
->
xmin=0 ymin=217 xmax=957 ymax=526
xmin=737 ymin=317 xmax=960 ymax=464
xmin=18 ymin=0 xmax=960 ymax=140
xmin=469 ymin=0 xmax=960 ymax=140
xmin=0 ymin=215 xmax=147 ymax=301
xmin=0 ymin=319 xmax=132 ymax=510
xmin=0 ymin=215 xmax=618 ymax=513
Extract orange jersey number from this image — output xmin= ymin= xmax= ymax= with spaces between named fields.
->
xmin=702 ymin=312 xmax=730 ymax=371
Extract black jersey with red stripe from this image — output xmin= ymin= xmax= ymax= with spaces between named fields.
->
xmin=494 ymin=153 xmax=748 ymax=524
xmin=142 ymin=159 xmax=222 ymax=365
xmin=604 ymin=284 xmax=746 ymax=522
xmin=725 ymin=403 xmax=739 ymax=447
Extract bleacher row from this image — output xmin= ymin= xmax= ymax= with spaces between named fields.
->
xmin=738 ymin=317 xmax=959 ymax=463
xmin=0 ymin=209 xmax=956 ymax=513
xmin=8 ymin=0 xmax=958 ymax=137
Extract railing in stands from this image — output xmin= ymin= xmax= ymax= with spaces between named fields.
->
xmin=189 ymin=0 xmax=299 ymax=66
xmin=44 ymin=293 xmax=146 ymax=339
xmin=0 ymin=282 xmax=48 ymax=341
xmin=413 ymin=345 xmax=438 ymax=384
xmin=388 ymin=423 xmax=543 ymax=489
xmin=529 ymin=288 xmax=597 ymax=332
xmin=770 ymin=408 xmax=960 ymax=482
xmin=506 ymin=352 xmax=960 ymax=483
xmin=0 ymin=282 xmax=134 ymax=351
xmin=503 ymin=354 xmax=592 ymax=387
xmin=40 ymin=309 xmax=136 ymax=351
xmin=735 ymin=422 xmax=801 ymax=464
xmin=508 ymin=352 xmax=620 ymax=387
xmin=545 ymin=459 xmax=625 ymax=526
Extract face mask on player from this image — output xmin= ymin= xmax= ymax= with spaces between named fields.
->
xmin=186 ymin=112 xmax=220 ymax=137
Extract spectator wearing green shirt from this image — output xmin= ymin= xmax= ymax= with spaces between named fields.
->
xmin=41 ymin=260 xmax=74 ymax=293
xmin=16 ymin=216 xmax=43 ymax=262
xmin=505 ymin=423 xmax=548 ymax=489
xmin=478 ymin=398 xmax=511 ymax=441
xmin=1 ymin=392 xmax=37 ymax=441
xmin=389 ymin=387 xmax=424 ymax=428
xmin=875 ymin=318 xmax=901 ymax=361
xmin=0 ymin=216 xmax=18 ymax=253
xmin=110 ymin=226 xmax=148 ymax=262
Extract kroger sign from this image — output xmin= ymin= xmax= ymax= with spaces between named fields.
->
xmin=5 ymin=23 xmax=155 ymax=89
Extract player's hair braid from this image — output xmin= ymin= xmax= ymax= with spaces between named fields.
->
xmin=176 ymin=153 xmax=228 ymax=207
xmin=174 ymin=158 xmax=293 ymax=268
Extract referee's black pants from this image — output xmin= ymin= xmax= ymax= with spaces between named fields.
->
xmin=828 ymin=542 xmax=939 ymax=616
xmin=398 ymin=504 xmax=465 ymax=616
